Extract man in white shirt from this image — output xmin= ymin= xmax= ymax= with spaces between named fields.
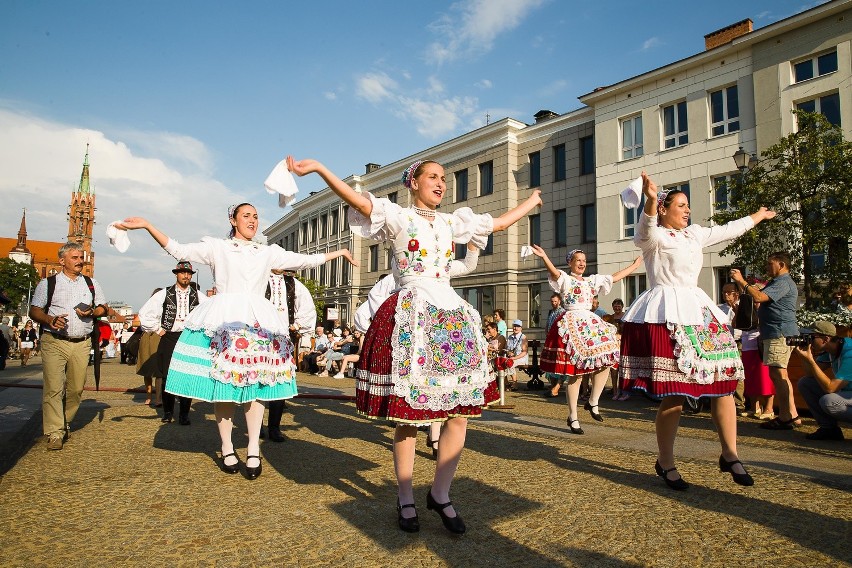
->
xmin=139 ymin=261 xmax=208 ymax=425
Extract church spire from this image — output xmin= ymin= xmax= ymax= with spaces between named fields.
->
xmin=77 ymin=143 xmax=92 ymax=195
xmin=9 ymin=209 xmax=32 ymax=265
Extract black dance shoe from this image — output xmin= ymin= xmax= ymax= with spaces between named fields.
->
xmin=178 ymin=414 xmax=190 ymax=426
xmin=567 ymin=418 xmax=584 ymax=435
xmin=655 ymin=460 xmax=689 ymax=491
xmin=220 ymin=452 xmax=240 ymax=474
xmin=245 ymin=455 xmax=262 ymax=480
xmin=719 ymin=455 xmax=754 ymax=486
xmin=161 ymin=411 xmax=173 ymax=423
xmin=268 ymin=428 xmax=287 ymax=443
xmin=426 ymin=489 xmax=466 ymax=534
xmin=584 ymin=401 xmax=604 ymax=422
xmin=396 ymin=500 xmax=420 ymax=533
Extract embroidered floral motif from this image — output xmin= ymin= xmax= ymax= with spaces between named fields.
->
xmin=397 ymin=213 xmax=456 ymax=281
xmin=209 ymin=323 xmax=296 ymax=387
xmin=670 ymin=306 xmax=743 ymax=384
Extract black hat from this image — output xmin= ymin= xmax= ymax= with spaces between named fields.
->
xmin=172 ymin=261 xmax=195 ymax=274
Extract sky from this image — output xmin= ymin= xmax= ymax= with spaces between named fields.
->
xmin=0 ymin=0 xmax=830 ymax=311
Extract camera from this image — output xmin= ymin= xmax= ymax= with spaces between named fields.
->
xmin=785 ymin=334 xmax=814 ymax=348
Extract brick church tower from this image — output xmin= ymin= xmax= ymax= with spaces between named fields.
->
xmin=67 ymin=145 xmax=96 ymax=276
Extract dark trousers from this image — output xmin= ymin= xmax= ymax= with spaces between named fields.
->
xmin=159 ymin=331 xmax=190 ymax=418
xmin=267 ymin=399 xmax=286 ymax=431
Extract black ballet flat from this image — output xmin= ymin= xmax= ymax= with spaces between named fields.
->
xmin=245 ymin=455 xmax=262 ymax=480
xmin=161 ymin=411 xmax=173 ymax=423
xmin=220 ymin=452 xmax=240 ymax=474
xmin=567 ymin=418 xmax=584 ymax=435
xmin=584 ymin=401 xmax=604 ymax=422
xmin=426 ymin=489 xmax=465 ymax=534
xmin=655 ymin=460 xmax=689 ymax=491
xmin=396 ymin=500 xmax=420 ymax=533
xmin=719 ymin=455 xmax=754 ymax=487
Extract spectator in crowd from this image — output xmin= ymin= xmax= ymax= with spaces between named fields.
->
xmin=718 ymin=282 xmax=745 ymax=409
xmin=835 ymin=283 xmax=852 ymax=314
xmin=494 ymin=309 xmax=508 ymax=337
xmin=731 ymin=252 xmax=800 ymax=430
xmin=591 ymin=296 xmax=608 ymax=318
xmin=18 ymin=320 xmax=38 ymax=366
xmin=794 ymin=321 xmax=851 ymax=441
xmin=303 ymin=326 xmax=329 ymax=373
xmin=137 ymin=289 xmax=164 ymax=406
xmin=504 ymin=320 xmax=528 ymax=391
xmin=29 ymin=242 xmax=108 ymax=450
xmin=0 ymin=317 xmax=13 ymax=371
xmin=738 ymin=295 xmax=775 ymax=420
xmin=546 ymin=292 xmax=566 ymax=396
xmin=605 ymin=298 xmax=629 ymax=401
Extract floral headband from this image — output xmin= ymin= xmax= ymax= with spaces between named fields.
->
xmin=566 ymin=249 xmax=584 ymax=264
xmin=656 ymin=190 xmax=669 ymax=203
xmin=401 ymin=160 xmax=424 ymax=189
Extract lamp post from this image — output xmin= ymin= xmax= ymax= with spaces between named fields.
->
xmin=733 ymin=146 xmax=749 ymax=171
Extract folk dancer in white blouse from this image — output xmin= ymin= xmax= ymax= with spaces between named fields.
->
xmin=619 ymin=173 xmax=775 ymax=490
xmin=117 ymin=204 xmax=356 ymax=480
xmin=288 ymin=155 xmax=541 ymax=535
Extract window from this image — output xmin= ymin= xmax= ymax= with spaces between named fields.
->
xmin=329 ymin=257 xmax=338 ymax=287
xmin=300 ymin=222 xmax=308 ymax=246
xmin=553 ymin=144 xmax=566 ymax=181
xmin=710 ymin=85 xmax=739 ymax=136
xmin=341 ymin=257 xmax=349 ymax=283
xmin=528 ymin=284 xmax=542 ymax=328
xmin=581 ymin=204 xmax=596 ymax=243
xmin=320 ymin=214 xmax=327 ymax=239
xmin=529 ymin=152 xmax=541 ymax=187
xmin=310 ymin=218 xmax=318 ymax=243
xmin=662 ymin=101 xmax=688 ymax=148
xmin=554 ymin=209 xmax=567 ymax=247
xmin=797 ymin=92 xmax=841 ymax=126
xmin=712 ymin=174 xmax=739 ymax=212
xmin=455 ymin=169 xmax=468 ymax=202
xmin=482 ymin=234 xmax=494 ymax=256
xmin=479 ymin=161 xmax=493 ymax=196
xmin=455 ymin=243 xmax=467 ymax=260
xmin=625 ymin=274 xmax=647 ymax=307
xmin=529 ymin=214 xmax=541 ymax=246
xmin=369 ymin=244 xmax=379 ymax=272
xmin=453 ymin=286 xmax=494 ymax=317
xmin=794 ymin=50 xmax=838 ymax=83
xmin=623 ymin=195 xmax=645 ymax=238
xmin=580 ymin=136 xmax=595 ymax=175
xmin=330 ymin=210 xmax=338 ymax=236
xmin=387 ymin=191 xmax=398 ymax=204
xmin=621 ymin=115 xmax=643 ymax=159
xmin=283 ymin=235 xmax=288 ymax=251
xmin=319 ymin=263 xmax=327 ymax=286
xmin=386 ymin=248 xmax=394 ymax=270
xmin=342 ymin=205 xmax=349 ymax=231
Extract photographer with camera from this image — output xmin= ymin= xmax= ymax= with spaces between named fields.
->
xmin=793 ymin=321 xmax=851 ymax=441
xmin=730 ymin=251 xmax=800 ymax=430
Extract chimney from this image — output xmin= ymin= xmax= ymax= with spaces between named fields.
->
xmin=533 ymin=110 xmax=559 ymax=123
xmin=704 ymin=18 xmax=753 ymax=50
xmin=365 ymin=163 xmax=381 ymax=174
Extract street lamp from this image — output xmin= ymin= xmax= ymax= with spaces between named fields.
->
xmin=733 ymin=146 xmax=749 ymax=171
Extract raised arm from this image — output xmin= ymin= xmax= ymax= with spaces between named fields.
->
xmin=115 ymin=217 xmax=170 ymax=248
xmin=749 ymin=207 xmax=776 ymax=226
xmin=287 ymin=156 xmax=373 ymax=218
xmin=530 ymin=245 xmax=561 ymax=281
xmin=641 ymin=172 xmax=658 ymax=217
xmin=492 ymin=190 xmax=542 ymax=232
xmin=611 ymin=256 xmax=643 ymax=283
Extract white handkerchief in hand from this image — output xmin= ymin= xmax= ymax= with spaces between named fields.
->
xmin=106 ymin=221 xmax=130 ymax=253
xmin=620 ymin=177 xmax=643 ymax=209
xmin=264 ymin=160 xmax=299 ymax=208
xmin=520 ymin=245 xmax=533 ymax=261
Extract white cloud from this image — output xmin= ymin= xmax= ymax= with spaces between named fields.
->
xmin=323 ymin=91 xmax=337 ymax=101
xmin=355 ymin=72 xmax=398 ymax=103
xmin=0 ymin=106 xmax=243 ymax=311
xmin=641 ymin=37 xmax=661 ymax=51
xmin=475 ymin=79 xmax=493 ymax=89
xmin=424 ymin=0 xmax=547 ymax=65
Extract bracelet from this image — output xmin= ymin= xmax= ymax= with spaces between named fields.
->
xmin=744 ymin=284 xmax=752 ymax=292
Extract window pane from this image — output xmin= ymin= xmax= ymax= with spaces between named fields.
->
xmin=582 ymin=204 xmax=596 ymax=243
xmin=711 ymin=90 xmax=724 ymax=123
xmin=554 ymin=145 xmax=566 ymax=181
xmin=622 ymin=123 xmax=632 ymax=149
xmin=663 ymin=106 xmax=675 ymax=137
xmin=821 ymin=93 xmax=841 ymax=126
xmin=480 ymin=161 xmax=493 ymax=195
xmin=555 ymin=210 xmax=566 ymax=247
xmin=794 ymin=60 xmax=814 ymax=82
xmin=634 ymin=117 xmax=643 ymax=146
xmin=677 ymin=102 xmax=688 ymax=134
xmin=455 ymin=170 xmax=468 ymax=202
xmin=726 ymin=86 xmax=739 ymax=119
xmin=455 ymin=243 xmax=467 ymax=260
xmin=529 ymin=214 xmax=541 ymax=245
xmin=817 ymin=51 xmax=838 ymax=75
xmin=483 ymin=234 xmax=494 ymax=255
xmin=797 ymin=100 xmax=816 ymax=113
xmin=729 ymin=120 xmax=739 ymax=133
xmin=580 ymin=136 xmax=594 ymax=175
xmin=530 ymin=152 xmax=540 ymax=187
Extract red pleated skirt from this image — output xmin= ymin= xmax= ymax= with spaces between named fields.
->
xmin=618 ymin=321 xmax=740 ymax=399
xmin=355 ymin=292 xmax=499 ymax=423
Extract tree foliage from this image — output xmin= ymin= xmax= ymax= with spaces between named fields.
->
xmin=0 ymin=258 xmax=40 ymax=312
xmin=296 ymin=276 xmax=326 ymax=322
xmin=711 ymin=111 xmax=852 ymax=309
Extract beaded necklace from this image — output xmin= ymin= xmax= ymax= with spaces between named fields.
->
xmin=412 ymin=205 xmax=436 ymax=221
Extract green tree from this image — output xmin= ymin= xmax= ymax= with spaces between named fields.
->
xmin=711 ymin=111 xmax=852 ymax=309
xmin=297 ymin=276 xmax=326 ymax=322
xmin=0 ymin=258 xmax=40 ymax=313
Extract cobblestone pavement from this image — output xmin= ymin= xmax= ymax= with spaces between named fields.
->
xmin=0 ymin=357 xmax=849 ymax=567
